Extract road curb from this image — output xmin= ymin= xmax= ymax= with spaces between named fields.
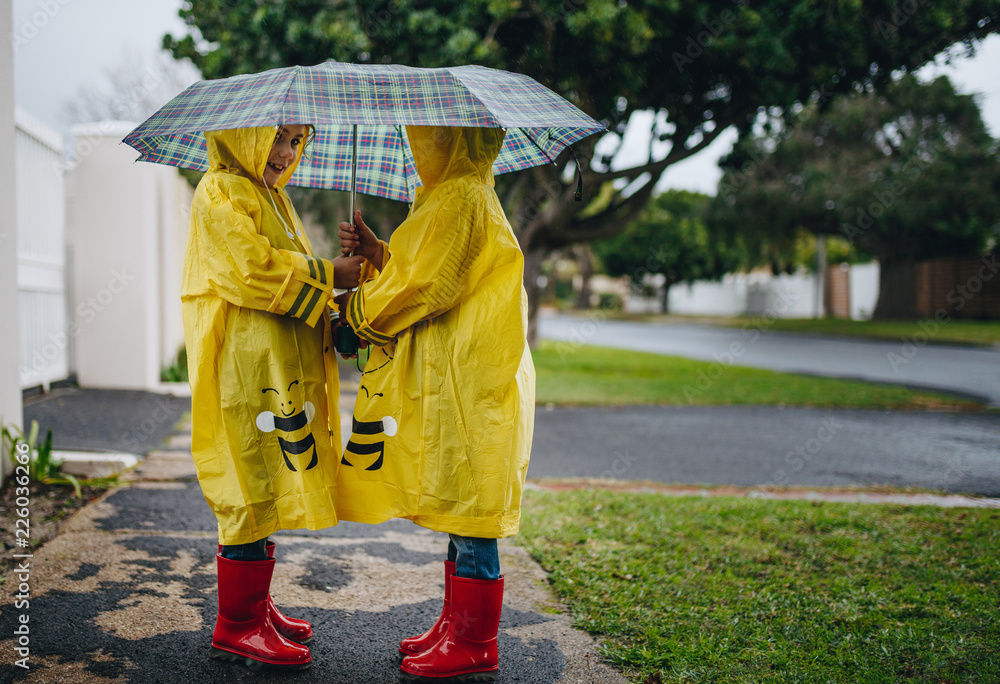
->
xmin=526 ymin=478 xmax=1000 ymax=508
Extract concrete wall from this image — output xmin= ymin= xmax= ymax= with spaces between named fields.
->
xmin=0 ymin=0 xmax=23 ymax=478
xmin=64 ymin=122 xmax=191 ymax=390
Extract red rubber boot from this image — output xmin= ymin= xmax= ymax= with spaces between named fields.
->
xmin=265 ymin=542 xmax=313 ymax=643
xmin=400 ymin=575 xmax=503 ymax=682
xmin=399 ymin=561 xmax=456 ymax=657
xmin=210 ymin=554 xmax=312 ymax=669
xmin=216 ymin=542 xmax=314 ymax=643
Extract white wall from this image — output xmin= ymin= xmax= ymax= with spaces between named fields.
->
xmin=647 ymin=264 xmax=881 ymax=319
xmin=65 ymin=121 xmax=190 ymax=390
xmin=666 ymin=272 xmax=818 ymax=318
xmin=746 ymin=272 xmax=819 ymax=318
xmin=16 ymin=107 xmax=67 ymax=389
xmin=159 ymin=169 xmax=192 ymax=370
xmin=667 ymin=274 xmax=750 ymax=316
xmin=0 ymin=0 xmax=23 ymax=479
xmin=849 ymin=262 xmax=880 ymax=320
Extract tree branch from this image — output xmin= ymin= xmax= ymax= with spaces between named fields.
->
xmin=590 ymin=124 xmax=724 ymax=185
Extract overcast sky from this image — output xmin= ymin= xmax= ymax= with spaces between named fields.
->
xmin=12 ymin=0 xmax=1000 ymax=196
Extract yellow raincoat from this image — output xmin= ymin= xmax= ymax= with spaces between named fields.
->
xmin=340 ymin=126 xmax=535 ymax=538
xmin=182 ymin=127 xmax=341 ymax=545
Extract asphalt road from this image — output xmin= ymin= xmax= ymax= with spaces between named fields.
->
xmin=23 ymin=387 xmax=190 ymax=454
xmin=539 ymin=312 xmax=1000 ymax=407
xmin=21 ymin=382 xmax=1000 ymax=497
xmin=528 ymin=405 xmax=1000 ymax=497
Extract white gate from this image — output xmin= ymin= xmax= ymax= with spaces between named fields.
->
xmin=16 ymin=108 xmax=68 ymax=389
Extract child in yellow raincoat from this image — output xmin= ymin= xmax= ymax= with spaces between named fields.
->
xmin=181 ymin=124 xmax=362 ymax=669
xmin=336 ymin=125 xmax=535 ymax=682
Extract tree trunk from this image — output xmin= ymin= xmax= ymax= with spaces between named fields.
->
xmin=573 ymin=244 xmax=594 ymax=310
xmin=872 ymin=256 xmax=916 ymax=319
xmin=660 ymin=282 xmax=671 ymax=314
xmin=523 ymin=247 xmax=545 ymax=348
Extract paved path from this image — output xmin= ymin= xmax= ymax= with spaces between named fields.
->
xmin=530 ymin=406 xmax=1000 ymax=497
xmin=539 ymin=312 xmax=1000 ymax=407
xmin=23 ymin=388 xmax=190 ymax=454
xmin=0 ymin=417 xmax=622 ymax=684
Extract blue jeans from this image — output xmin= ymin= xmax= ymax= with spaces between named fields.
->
xmin=447 ymin=535 xmax=500 ymax=580
xmin=220 ymin=537 xmax=268 ymax=561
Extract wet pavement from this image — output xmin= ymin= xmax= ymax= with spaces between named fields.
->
xmin=539 ymin=312 xmax=1000 ymax=407
xmin=0 ymin=411 xmax=623 ymax=684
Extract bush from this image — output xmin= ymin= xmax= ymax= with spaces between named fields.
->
xmin=160 ymin=346 xmax=189 ymax=383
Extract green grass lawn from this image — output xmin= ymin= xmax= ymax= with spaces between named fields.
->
xmin=606 ymin=313 xmax=1000 ymax=347
xmin=731 ymin=317 xmax=1000 ymax=347
xmin=533 ymin=341 xmax=983 ymax=410
xmin=518 ymin=489 xmax=1000 ymax=683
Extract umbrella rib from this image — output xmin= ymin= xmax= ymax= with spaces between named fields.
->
xmin=395 ymin=124 xmax=415 ymax=202
xmin=277 ymin=65 xmax=302 ymax=126
xmin=523 ymin=130 xmax=558 ymax=166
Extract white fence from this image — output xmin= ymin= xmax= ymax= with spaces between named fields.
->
xmin=15 ymin=108 xmax=68 ymax=389
xmin=624 ymin=264 xmax=880 ymax=320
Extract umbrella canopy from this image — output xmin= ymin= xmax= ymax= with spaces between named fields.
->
xmin=123 ymin=61 xmax=606 ymax=202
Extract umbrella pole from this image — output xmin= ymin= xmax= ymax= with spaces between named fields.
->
xmin=349 ymin=123 xmax=358 ymax=232
xmin=335 ymin=124 xmax=362 ymax=359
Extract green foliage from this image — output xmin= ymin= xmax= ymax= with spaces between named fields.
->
xmin=160 ymin=346 xmax=189 ymax=383
xmin=519 ymin=490 xmax=1000 ymax=682
xmin=592 ymin=190 xmax=743 ymax=289
xmin=2 ymin=421 xmax=83 ymax=496
xmin=710 ymin=75 xmax=1000 ymax=268
xmin=532 ymin=340 xmax=979 ymax=410
xmin=721 ymin=316 xmax=1000 ymax=346
xmin=164 ymin=1 xmax=1000 ymax=254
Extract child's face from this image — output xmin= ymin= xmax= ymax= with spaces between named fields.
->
xmin=263 ymin=125 xmax=308 ymax=187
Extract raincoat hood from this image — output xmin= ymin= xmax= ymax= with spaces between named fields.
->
xmin=406 ymin=125 xmax=504 ymax=188
xmin=339 ymin=124 xmax=533 ymax=539
xmin=205 ymin=126 xmax=304 ymax=188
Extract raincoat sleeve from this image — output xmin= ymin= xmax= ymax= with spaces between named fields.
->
xmin=347 ymin=191 xmax=480 ymax=346
xmin=194 ymin=176 xmax=335 ymax=328
xmin=357 ymin=240 xmax=391 ymax=284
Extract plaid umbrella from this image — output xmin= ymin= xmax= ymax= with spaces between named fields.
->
xmin=123 ymin=61 xmax=606 ymax=203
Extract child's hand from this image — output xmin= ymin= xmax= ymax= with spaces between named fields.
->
xmin=332 ymin=254 xmax=364 ymax=289
xmin=339 ymin=210 xmax=383 ymax=265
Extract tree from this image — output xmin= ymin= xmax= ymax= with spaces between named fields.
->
xmin=163 ymin=0 xmax=1000 ymax=338
xmin=592 ymin=190 xmax=742 ymax=313
xmin=708 ymin=74 xmax=1000 ymax=318
xmin=63 ymin=50 xmax=198 ymax=124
